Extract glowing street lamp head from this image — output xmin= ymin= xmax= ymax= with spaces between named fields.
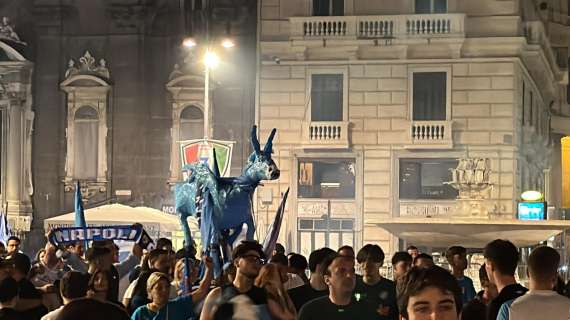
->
xmin=221 ymin=38 xmax=235 ymax=48
xmin=204 ymin=51 xmax=220 ymax=68
xmin=183 ymin=37 xmax=196 ymax=48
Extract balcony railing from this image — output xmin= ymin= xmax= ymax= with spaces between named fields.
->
xmin=407 ymin=120 xmax=453 ymax=149
xmin=302 ymin=121 xmax=350 ymax=149
xmin=290 ymin=14 xmax=465 ymax=40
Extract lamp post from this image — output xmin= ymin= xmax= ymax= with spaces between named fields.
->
xmin=184 ymin=39 xmax=232 ymax=140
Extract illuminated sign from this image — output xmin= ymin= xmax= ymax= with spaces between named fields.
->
xmin=521 ymin=190 xmax=544 ymax=202
xmin=517 ymin=202 xmax=546 ymax=220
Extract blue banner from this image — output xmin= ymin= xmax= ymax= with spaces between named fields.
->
xmin=48 ymin=225 xmax=146 ymax=247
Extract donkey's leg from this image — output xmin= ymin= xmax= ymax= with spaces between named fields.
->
xmin=209 ymin=232 xmax=223 ymax=279
xmin=245 ymin=215 xmax=256 ymax=241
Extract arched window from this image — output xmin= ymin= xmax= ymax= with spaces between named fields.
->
xmin=179 ymin=105 xmax=204 ymax=141
xmin=73 ymin=106 xmax=99 ymax=179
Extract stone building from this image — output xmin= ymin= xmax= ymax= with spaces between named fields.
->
xmin=0 ymin=0 xmax=258 ymax=251
xmin=256 ymin=0 xmax=570 ymax=258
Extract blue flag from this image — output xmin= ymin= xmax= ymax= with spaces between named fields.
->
xmin=75 ymin=181 xmax=88 ymax=249
xmin=262 ymin=188 xmax=289 ymax=258
xmin=0 ymin=210 xmax=10 ymax=245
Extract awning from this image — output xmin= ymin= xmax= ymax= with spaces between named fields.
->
xmin=44 ymin=203 xmax=198 ymax=237
xmin=367 ymin=217 xmax=570 ymax=248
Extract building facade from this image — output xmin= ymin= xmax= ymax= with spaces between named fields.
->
xmin=256 ymin=0 xmax=570 ymax=258
xmin=0 ymin=0 xmax=258 ymax=252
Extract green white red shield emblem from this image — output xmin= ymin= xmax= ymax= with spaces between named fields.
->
xmin=180 ymin=139 xmax=234 ymax=177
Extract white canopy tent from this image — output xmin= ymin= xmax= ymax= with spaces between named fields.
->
xmin=44 ymin=204 xmax=199 ymax=245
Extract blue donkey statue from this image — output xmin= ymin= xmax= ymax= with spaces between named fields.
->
xmin=174 ymin=126 xmax=280 ymax=277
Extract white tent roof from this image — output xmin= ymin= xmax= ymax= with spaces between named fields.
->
xmin=44 ymin=204 xmax=198 ymax=236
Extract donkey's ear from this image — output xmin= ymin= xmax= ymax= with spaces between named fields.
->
xmin=251 ymin=125 xmax=261 ymax=155
xmin=263 ymin=128 xmax=277 ymax=155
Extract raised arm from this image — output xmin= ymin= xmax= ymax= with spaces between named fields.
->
xmin=191 ymin=256 xmax=214 ymax=303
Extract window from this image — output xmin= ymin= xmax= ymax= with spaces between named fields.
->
xmin=311 ymin=74 xmax=343 ymax=121
xmin=415 ymin=0 xmax=447 ymax=13
xmin=413 ymin=72 xmax=447 ymax=121
xmin=61 ymin=51 xmax=110 ymax=187
xmin=73 ymin=106 xmax=99 ymax=179
xmin=313 ymin=0 xmax=344 ymax=16
xmin=179 ymin=105 xmax=204 ymax=140
xmin=399 ymin=158 xmax=458 ymax=199
xmin=298 ymin=217 xmax=354 ymax=257
xmin=298 ymin=158 xmax=355 ymax=198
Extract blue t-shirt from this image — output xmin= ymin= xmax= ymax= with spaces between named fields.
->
xmin=457 ymin=276 xmax=476 ymax=305
xmin=131 ymin=295 xmax=194 ymax=320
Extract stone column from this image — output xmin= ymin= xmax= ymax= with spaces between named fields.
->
xmin=562 ymin=136 xmax=570 ymax=208
xmin=5 ymin=96 xmax=33 ymax=230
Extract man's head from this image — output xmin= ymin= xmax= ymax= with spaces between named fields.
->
xmin=445 ymin=246 xmax=468 ymax=272
xmin=60 ymin=271 xmax=90 ymax=304
xmin=413 ymin=253 xmax=434 ymax=269
xmin=407 ymin=245 xmax=419 ymax=259
xmin=478 ymin=263 xmax=498 ymax=301
xmin=6 ymin=236 xmax=20 ymax=256
xmin=273 ymin=243 xmax=285 ymax=256
xmin=356 ymin=244 xmax=385 ymax=277
xmin=392 ymin=251 xmax=413 ymax=280
xmin=322 ymin=253 xmax=356 ymax=296
xmin=66 ymin=241 xmax=85 ymax=258
xmin=337 ymin=245 xmax=355 ymax=259
xmin=147 ymin=249 xmax=170 ymax=274
xmin=156 ymin=238 xmax=173 ymax=252
xmin=288 ymin=253 xmax=308 ymax=276
xmin=528 ymin=246 xmax=560 ymax=289
xmin=232 ymin=241 xmax=266 ymax=280
xmin=86 ymin=246 xmax=113 ymax=271
xmin=7 ymin=253 xmax=30 ymax=281
xmin=308 ymin=247 xmax=336 ymax=275
xmin=93 ymin=240 xmax=118 ymax=263
xmin=0 ymin=276 xmax=18 ymax=306
xmin=397 ymin=266 xmax=462 ymax=320
xmin=0 ymin=241 xmax=5 ymax=256
xmin=483 ymin=239 xmax=519 ymax=284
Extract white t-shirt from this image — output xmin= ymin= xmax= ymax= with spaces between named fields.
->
xmin=40 ymin=305 xmax=64 ymax=320
xmin=284 ymin=273 xmax=305 ymax=290
xmin=502 ymin=290 xmax=570 ymax=320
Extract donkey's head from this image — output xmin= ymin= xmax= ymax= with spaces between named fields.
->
xmin=244 ymin=126 xmax=280 ymax=182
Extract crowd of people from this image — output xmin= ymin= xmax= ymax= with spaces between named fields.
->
xmin=0 ymin=233 xmax=569 ymax=320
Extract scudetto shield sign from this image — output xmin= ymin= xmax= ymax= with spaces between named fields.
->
xmin=180 ymin=139 xmax=234 ymax=177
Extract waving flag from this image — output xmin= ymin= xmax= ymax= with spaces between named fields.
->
xmin=0 ymin=209 xmax=10 ymax=245
xmin=75 ymin=181 xmax=88 ymax=249
xmin=263 ymin=188 xmax=290 ymax=258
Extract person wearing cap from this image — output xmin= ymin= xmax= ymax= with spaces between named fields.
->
xmin=200 ymin=241 xmax=271 ymax=320
xmin=131 ymin=256 xmax=213 ymax=320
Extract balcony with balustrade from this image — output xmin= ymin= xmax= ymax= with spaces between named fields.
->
xmin=405 ymin=120 xmax=453 ymax=149
xmin=289 ymin=13 xmax=465 ymax=41
xmin=301 ymin=121 xmax=350 ymax=149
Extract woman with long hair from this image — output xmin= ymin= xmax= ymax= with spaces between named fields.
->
xmin=87 ymin=269 xmax=124 ymax=308
xmin=254 ymin=263 xmax=296 ymax=320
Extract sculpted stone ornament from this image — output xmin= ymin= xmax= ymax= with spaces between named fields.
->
xmin=0 ymin=17 xmax=25 ymax=45
xmin=65 ymin=51 xmax=110 ymax=79
xmin=445 ymin=158 xmax=496 ymax=218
